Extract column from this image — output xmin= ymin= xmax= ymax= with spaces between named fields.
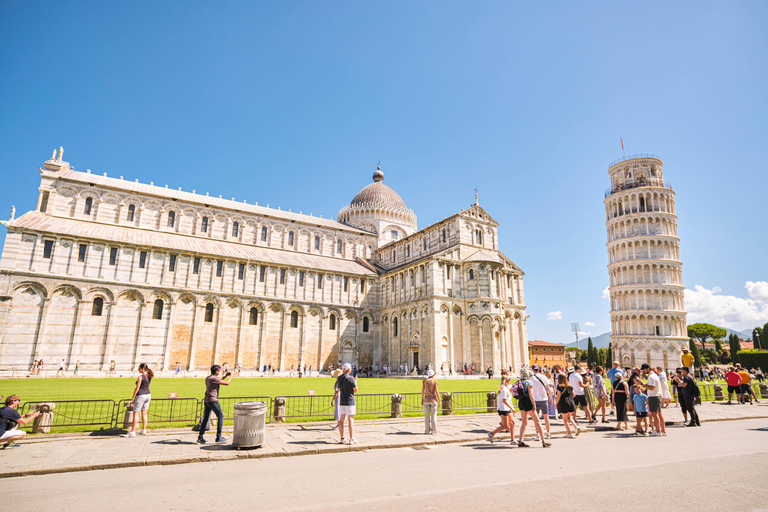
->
xmin=187 ymin=304 xmax=203 ymax=371
xmin=161 ymin=300 xmax=177 ymax=371
xmin=100 ymin=301 xmax=118 ymax=370
xmin=235 ymin=304 xmax=247 ymax=369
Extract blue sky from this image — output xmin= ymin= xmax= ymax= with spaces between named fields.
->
xmin=1 ymin=2 xmax=766 ymax=342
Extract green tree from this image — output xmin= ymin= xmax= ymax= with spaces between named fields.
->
xmin=688 ymin=337 xmax=702 ymax=366
xmin=606 ymin=343 xmax=612 ymax=367
xmin=729 ymin=333 xmax=741 ymax=363
xmin=587 ymin=337 xmax=595 ymax=367
xmin=687 ymin=323 xmax=727 ymax=350
xmin=714 ymin=338 xmax=722 ymax=352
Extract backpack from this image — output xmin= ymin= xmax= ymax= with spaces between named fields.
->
xmin=691 ymin=379 xmax=701 ymax=399
xmin=511 ymin=380 xmax=525 ymax=398
xmin=516 ymin=381 xmax=532 ymax=409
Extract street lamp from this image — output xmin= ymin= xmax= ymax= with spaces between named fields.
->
xmin=571 ymin=323 xmax=580 ymax=350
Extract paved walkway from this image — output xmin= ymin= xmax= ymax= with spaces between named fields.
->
xmin=2 ymin=401 xmax=767 ymax=478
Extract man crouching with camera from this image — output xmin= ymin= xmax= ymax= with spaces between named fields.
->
xmin=1 ymin=395 xmax=40 ymax=449
xmin=197 ymin=365 xmax=233 ymax=444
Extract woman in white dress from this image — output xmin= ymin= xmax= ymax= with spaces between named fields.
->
xmin=657 ymin=366 xmax=672 ymax=408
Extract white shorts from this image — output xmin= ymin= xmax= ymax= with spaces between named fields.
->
xmin=0 ymin=429 xmax=24 ymax=441
xmin=338 ymin=405 xmax=356 ymax=416
xmin=133 ymin=394 xmax=151 ymax=411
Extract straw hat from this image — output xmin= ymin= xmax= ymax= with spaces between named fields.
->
xmin=331 ymin=369 xmax=343 ymax=378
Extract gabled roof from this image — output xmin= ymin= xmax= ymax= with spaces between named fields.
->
xmin=463 ymin=250 xmax=501 ymax=264
xmin=52 ymin=169 xmax=371 ymax=236
xmin=459 ymin=204 xmax=499 ymax=226
xmin=9 ymin=212 xmax=377 ymax=276
xmin=528 ymin=339 xmax=567 ymax=347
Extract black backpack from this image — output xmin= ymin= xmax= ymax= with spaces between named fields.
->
xmin=517 ymin=381 xmax=532 ymax=409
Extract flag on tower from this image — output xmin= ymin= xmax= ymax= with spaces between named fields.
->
xmin=621 ymin=136 xmax=625 ymax=153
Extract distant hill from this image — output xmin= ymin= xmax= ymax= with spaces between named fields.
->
xmin=560 ymin=325 xmax=753 ymax=350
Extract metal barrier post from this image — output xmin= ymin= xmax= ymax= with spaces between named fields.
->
xmin=274 ymin=397 xmax=286 ymax=423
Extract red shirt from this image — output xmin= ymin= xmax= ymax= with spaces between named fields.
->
xmin=725 ymin=371 xmax=742 ymax=387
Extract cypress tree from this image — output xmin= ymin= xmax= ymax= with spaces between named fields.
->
xmin=714 ymin=338 xmax=722 ymax=352
xmin=688 ymin=337 xmax=701 ymax=367
xmin=587 ymin=337 xmax=595 ymax=367
xmin=729 ymin=333 xmax=741 ymax=363
xmin=606 ymin=343 xmax=612 ymax=367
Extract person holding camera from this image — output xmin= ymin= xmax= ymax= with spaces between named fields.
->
xmin=197 ymin=364 xmax=233 ymax=444
xmin=1 ymin=395 xmax=40 ymax=449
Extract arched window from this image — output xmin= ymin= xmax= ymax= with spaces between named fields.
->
xmin=337 ymin=240 xmax=343 ymax=254
xmin=423 ymin=238 xmax=427 ymax=251
xmin=249 ymin=307 xmax=258 ymax=325
xmin=167 ymin=210 xmax=176 ymax=228
xmin=205 ymin=303 xmax=214 ymax=323
xmin=288 ymin=231 xmax=294 ymax=246
xmin=201 ymin=216 xmax=209 ymax=233
xmin=261 ymin=226 xmax=268 ymax=242
xmin=314 ymin=235 xmax=320 ymax=250
xmin=363 ymin=316 xmax=369 ymax=333
xmin=92 ymin=297 xmax=104 ymax=316
xmin=469 ymin=269 xmax=475 ymax=280
xmin=442 ymin=228 xmax=447 ymax=243
xmin=232 ymin=222 xmax=239 ymax=238
xmin=329 ymin=314 xmax=336 ymax=330
xmin=152 ymin=299 xmax=164 ymax=320
xmin=84 ymin=197 xmax=93 ymax=215
xmin=393 ymin=317 xmax=398 ymax=336
xmin=127 ymin=204 xmax=135 ymax=222
xmin=290 ymin=310 xmax=299 ymax=328
xmin=475 ymin=229 xmax=483 ymax=245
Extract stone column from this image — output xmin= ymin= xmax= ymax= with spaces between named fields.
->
xmin=234 ymin=303 xmax=246 ymax=369
xmin=66 ymin=298 xmax=86 ymax=370
xmin=298 ymin=310 xmax=308 ymax=370
xmin=187 ymin=303 xmax=201 ymax=371
xmin=100 ymin=301 xmax=118 ymax=370
xmin=161 ymin=299 xmax=177 ymax=371
xmin=211 ymin=304 xmax=224 ymax=366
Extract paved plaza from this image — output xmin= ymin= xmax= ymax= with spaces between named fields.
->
xmin=5 ymin=416 xmax=768 ymax=511
xmin=2 ymin=401 xmax=766 ymax=479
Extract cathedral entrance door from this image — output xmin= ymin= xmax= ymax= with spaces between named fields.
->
xmin=341 ymin=341 xmax=354 ymax=366
xmin=412 ymin=351 xmax=419 ymax=370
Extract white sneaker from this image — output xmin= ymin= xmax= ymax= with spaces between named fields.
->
xmin=349 ymin=439 xmax=358 ymax=445
xmin=138 ymin=429 xmax=147 ymax=435
xmin=123 ymin=431 xmax=136 ymax=438
xmin=487 ymin=432 xmax=494 ymax=443
xmin=564 ymin=433 xmax=574 ymax=438
xmin=575 ymin=428 xmax=581 ymax=437
xmin=545 ymin=431 xmax=551 ymax=439
xmin=650 ymin=432 xmax=661 ymax=437
xmin=534 ymin=434 xmax=540 ymax=441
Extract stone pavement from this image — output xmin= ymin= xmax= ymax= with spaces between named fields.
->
xmin=2 ymin=401 xmax=766 ymax=479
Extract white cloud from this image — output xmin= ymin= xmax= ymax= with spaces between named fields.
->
xmin=583 ymin=321 xmax=595 ymax=327
xmin=578 ymin=331 xmax=591 ymax=337
xmin=602 ymin=287 xmax=610 ymax=300
xmin=746 ymin=281 xmax=768 ymax=302
xmin=546 ymin=311 xmax=562 ymax=321
xmin=685 ymin=283 xmax=768 ymax=332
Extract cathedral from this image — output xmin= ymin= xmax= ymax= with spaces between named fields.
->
xmin=0 ymin=149 xmax=529 ymax=375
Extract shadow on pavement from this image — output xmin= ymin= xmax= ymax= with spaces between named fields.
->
xmin=151 ymin=439 xmax=198 ymax=446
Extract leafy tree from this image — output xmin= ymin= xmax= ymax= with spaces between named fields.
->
xmin=754 ymin=327 xmax=765 ymax=350
xmin=714 ymin=338 xmax=722 ymax=352
xmin=606 ymin=343 xmax=612 ymax=367
xmin=688 ymin=337 xmax=702 ymax=366
xmin=687 ymin=323 xmax=727 ymax=350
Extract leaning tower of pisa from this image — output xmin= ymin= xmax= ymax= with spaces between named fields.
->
xmin=604 ymin=154 xmax=688 ymax=369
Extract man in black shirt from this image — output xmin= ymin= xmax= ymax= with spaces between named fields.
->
xmin=673 ymin=367 xmax=700 ymax=426
xmin=1 ymin=395 xmax=40 ymax=448
xmin=333 ymin=363 xmax=358 ymax=445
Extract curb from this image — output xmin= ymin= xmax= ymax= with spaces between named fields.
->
xmin=2 ymin=414 xmax=766 ymax=479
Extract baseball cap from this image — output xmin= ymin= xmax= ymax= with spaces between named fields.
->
xmin=532 ymin=364 xmax=541 ymax=371
xmin=342 ymin=363 xmax=352 ymax=371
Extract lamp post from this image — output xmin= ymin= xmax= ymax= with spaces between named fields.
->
xmin=571 ymin=323 xmax=580 ymax=350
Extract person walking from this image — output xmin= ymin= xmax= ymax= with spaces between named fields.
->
xmin=333 ymin=363 xmax=358 ymax=445
xmin=108 ymin=360 xmax=115 ymax=376
xmin=516 ymin=368 xmax=551 ymax=448
xmin=643 ymin=364 xmax=666 ymax=436
xmin=530 ymin=365 xmax=552 ymax=440
xmin=658 ymin=366 xmax=672 ymax=408
xmin=56 ymin=358 xmax=65 ymax=377
xmin=73 ymin=360 xmax=79 ymax=377
xmin=37 ymin=358 xmax=44 ymax=375
xmin=681 ymin=348 xmax=695 ymax=374
xmin=673 ymin=367 xmax=700 ymax=427
xmin=607 ymin=361 xmax=622 ymax=416
xmin=568 ymin=364 xmax=593 ymax=423
xmin=592 ymin=366 xmax=609 ymax=423
xmin=488 ymin=376 xmax=515 ymax=443
xmin=555 ymin=373 xmax=579 ymax=438
xmin=30 ymin=360 xmax=38 ymax=375
xmin=174 ymin=362 xmax=182 ymax=376
xmin=124 ymin=358 xmax=162 ymax=437
xmin=725 ymin=366 xmax=742 ymax=404
xmin=422 ymin=369 xmax=440 ymax=435
xmin=632 ymin=385 xmax=649 ymax=435
xmin=612 ymin=371 xmax=629 ymax=431
xmin=583 ymin=370 xmax=597 ymax=423
xmin=197 ymin=364 xmax=233 ymax=444
xmin=1 ymin=395 xmax=40 ymax=449
xmin=330 ymin=368 xmax=343 ymax=429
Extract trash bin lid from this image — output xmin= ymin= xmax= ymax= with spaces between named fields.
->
xmin=234 ymin=401 xmax=267 ymax=410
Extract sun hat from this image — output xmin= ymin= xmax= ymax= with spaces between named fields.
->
xmin=331 ymin=369 xmax=343 ymax=378
xmin=427 ymin=369 xmax=435 ymax=377
xmin=519 ymin=368 xmax=532 ymax=378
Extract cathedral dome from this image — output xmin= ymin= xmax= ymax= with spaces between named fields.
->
xmin=349 ymin=169 xmax=409 ymax=211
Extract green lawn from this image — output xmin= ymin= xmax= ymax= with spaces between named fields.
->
xmin=1 ymin=376 xmax=501 ymax=404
